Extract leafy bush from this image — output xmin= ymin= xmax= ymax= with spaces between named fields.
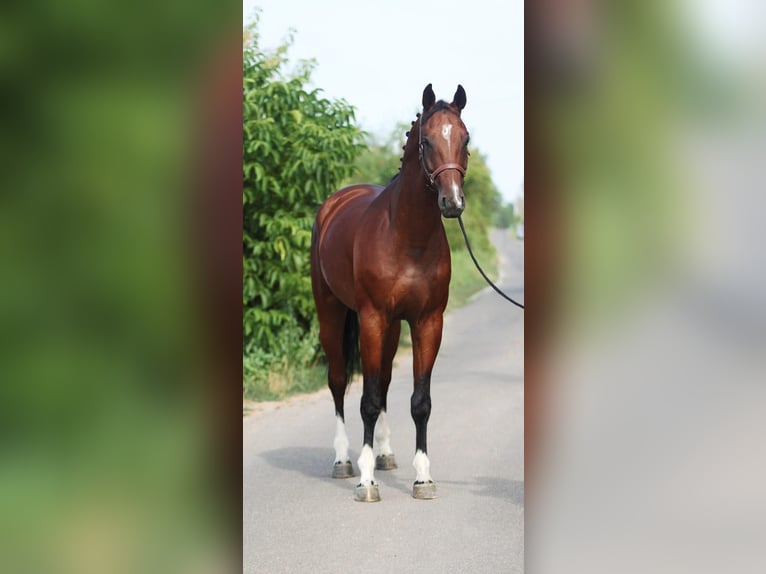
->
xmin=243 ymin=18 xmax=364 ymax=398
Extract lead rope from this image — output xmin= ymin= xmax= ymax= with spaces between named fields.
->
xmin=457 ymin=215 xmax=524 ymax=309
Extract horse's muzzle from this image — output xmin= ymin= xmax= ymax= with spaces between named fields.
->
xmin=439 ymin=191 xmax=465 ymax=218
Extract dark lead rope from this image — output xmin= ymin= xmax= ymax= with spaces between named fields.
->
xmin=457 ymin=215 xmax=525 ymax=310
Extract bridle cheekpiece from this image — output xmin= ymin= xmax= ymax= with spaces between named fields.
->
xmin=417 ymin=110 xmax=467 ymax=190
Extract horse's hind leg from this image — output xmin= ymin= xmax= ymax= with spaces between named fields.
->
xmin=374 ymin=320 xmax=401 ymax=471
xmin=316 ymin=297 xmax=354 ymax=478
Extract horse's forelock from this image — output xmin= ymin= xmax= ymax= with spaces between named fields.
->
xmin=421 ymin=100 xmax=462 ymax=125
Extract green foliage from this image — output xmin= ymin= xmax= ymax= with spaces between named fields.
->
xmin=493 ymin=202 xmax=516 ymax=229
xmin=243 ymin=320 xmax=324 ymax=401
xmin=341 ymin=123 xmax=408 ymax=187
xmin=243 ymin=16 xmax=365 ymax=397
xmin=546 ymin=1 xmax=691 ymax=321
xmin=1 ymin=3 xmax=237 ymax=570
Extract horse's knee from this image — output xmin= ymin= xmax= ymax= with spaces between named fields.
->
xmin=410 ymin=388 xmax=431 ymax=423
xmin=360 ymin=390 xmax=382 ymax=426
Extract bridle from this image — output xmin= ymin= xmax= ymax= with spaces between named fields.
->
xmin=417 ymin=111 xmax=467 ymax=189
xmin=417 ymin=106 xmax=524 ymax=310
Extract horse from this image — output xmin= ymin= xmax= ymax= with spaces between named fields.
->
xmin=310 ymin=84 xmax=470 ymax=502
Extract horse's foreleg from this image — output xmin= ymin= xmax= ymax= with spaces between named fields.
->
xmin=409 ymin=313 xmax=443 ymax=499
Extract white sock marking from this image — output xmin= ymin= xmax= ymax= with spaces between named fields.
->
xmin=358 ymin=444 xmax=376 ymax=486
xmin=413 ymin=449 xmax=433 ymax=483
xmin=374 ymin=410 xmax=393 ymax=456
xmin=333 ymin=415 xmax=349 ymax=463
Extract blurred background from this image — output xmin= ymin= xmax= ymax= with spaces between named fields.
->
xmin=0 ymin=1 xmax=241 ymax=572
xmin=527 ymin=0 xmax=766 ymax=572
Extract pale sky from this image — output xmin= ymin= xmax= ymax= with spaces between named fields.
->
xmin=682 ymin=0 xmax=765 ymax=66
xmin=243 ymin=0 xmax=524 ymax=203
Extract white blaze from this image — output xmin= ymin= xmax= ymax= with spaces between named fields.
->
xmin=440 ymin=122 xmax=462 ymax=207
xmin=441 ymin=123 xmax=453 ymax=153
xmin=450 ymin=181 xmax=462 ymax=207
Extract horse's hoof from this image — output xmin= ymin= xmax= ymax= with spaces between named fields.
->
xmin=412 ymin=481 xmax=437 ymax=500
xmin=354 ymin=483 xmax=381 ymax=502
xmin=332 ymin=461 xmax=353 ymax=479
xmin=375 ymin=454 xmax=398 ymax=471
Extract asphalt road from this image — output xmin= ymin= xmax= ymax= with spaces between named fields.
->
xmin=243 ymin=228 xmax=524 ymax=573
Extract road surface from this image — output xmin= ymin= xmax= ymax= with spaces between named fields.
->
xmin=243 ymin=229 xmax=524 ymax=573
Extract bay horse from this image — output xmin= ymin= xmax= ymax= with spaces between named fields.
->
xmin=310 ymin=84 xmax=469 ymax=501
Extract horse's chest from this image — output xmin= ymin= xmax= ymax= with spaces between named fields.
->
xmin=383 ymin=261 xmax=448 ymax=310
xmin=398 ymin=262 xmax=436 ymax=284
xmin=354 ymin=236 xmax=450 ymax=315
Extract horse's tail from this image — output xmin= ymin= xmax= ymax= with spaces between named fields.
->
xmin=343 ymin=310 xmax=361 ymax=388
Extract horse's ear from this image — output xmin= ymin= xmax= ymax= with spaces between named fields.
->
xmin=422 ymin=83 xmax=436 ymax=111
xmin=453 ymin=84 xmax=467 ymax=111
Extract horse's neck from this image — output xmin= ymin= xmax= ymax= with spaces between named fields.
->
xmin=387 ymin=162 xmax=444 ymax=249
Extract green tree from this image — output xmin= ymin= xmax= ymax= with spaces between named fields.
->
xmin=243 ymin=16 xmax=364 ymax=396
xmin=545 ymin=1 xmax=703 ymax=319
xmin=493 ymin=202 xmax=516 ymax=229
xmin=342 ymin=125 xmax=407 ymax=188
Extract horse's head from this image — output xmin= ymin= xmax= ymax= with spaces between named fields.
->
xmin=419 ymin=83 xmax=469 ymax=218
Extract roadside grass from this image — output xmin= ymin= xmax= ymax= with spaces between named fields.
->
xmin=243 ymin=361 xmax=326 ymax=402
xmin=447 ymin=240 xmax=498 ymax=309
xmin=243 ymin=233 xmax=499 ymax=405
